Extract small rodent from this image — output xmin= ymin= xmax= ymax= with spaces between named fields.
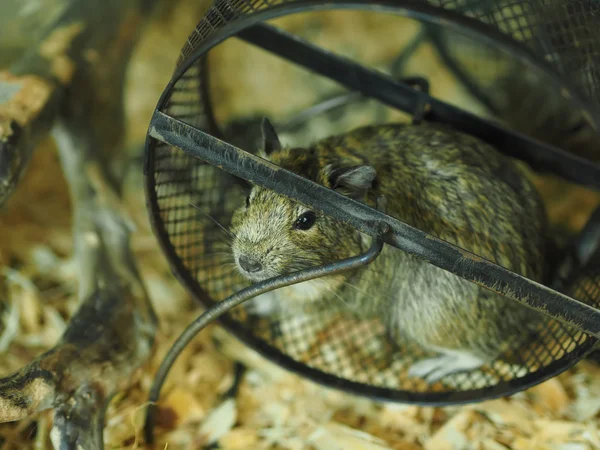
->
xmin=229 ymin=118 xmax=549 ymax=383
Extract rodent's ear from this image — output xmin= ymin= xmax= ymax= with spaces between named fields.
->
xmin=328 ymin=165 xmax=377 ymax=200
xmin=261 ymin=117 xmax=281 ymax=155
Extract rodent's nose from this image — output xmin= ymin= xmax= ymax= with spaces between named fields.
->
xmin=239 ymin=255 xmax=263 ymax=273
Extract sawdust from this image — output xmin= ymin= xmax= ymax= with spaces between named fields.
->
xmin=1 ymin=0 xmax=600 ymax=449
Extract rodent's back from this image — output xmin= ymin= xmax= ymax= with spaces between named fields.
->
xmin=299 ymin=122 xmax=549 ymax=357
xmin=307 ymin=122 xmax=548 ymax=281
xmin=250 ymin=121 xmax=550 ymax=360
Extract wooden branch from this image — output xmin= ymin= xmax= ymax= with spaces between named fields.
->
xmin=0 ymin=15 xmax=85 ymax=207
xmin=0 ymin=72 xmax=63 ymax=207
xmin=0 ymin=118 xmax=157 ymax=448
xmin=0 ymin=1 xmax=159 ymax=447
xmin=0 ymin=0 xmax=155 ymax=206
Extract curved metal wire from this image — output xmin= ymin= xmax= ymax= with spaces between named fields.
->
xmin=144 ymin=220 xmax=388 ymax=444
xmin=148 ymin=110 xmax=600 ymax=337
xmin=144 ymin=0 xmax=600 ymax=407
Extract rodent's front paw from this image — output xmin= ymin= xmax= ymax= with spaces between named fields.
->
xmin=244 ymin=291 xmax=280 ymax=316
xmin=407 ymin=350 xmax=486 ymax=384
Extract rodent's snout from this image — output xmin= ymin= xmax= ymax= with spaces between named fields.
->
xmin=238 ymin=255 xmax=262 ymax=274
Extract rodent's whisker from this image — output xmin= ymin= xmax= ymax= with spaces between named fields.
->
xmin=286 ymin=255 xmax=323 ymax=265
xmin=342 ymin=280 xmax=372 ymax=298
xmin=322 ymin=284 xmax=351 ymax=308
xmin=196 ymin=251 xmax=235 ymax=264
xmin=292 ymin=256 xmax=322 ymax=262
xmin=212 ymin=236 xmax=235 ymax=247
xmin=287 ymin=262 xmax=321 ymax=272
xmin=202 ymin=250 xmax=235 ymax=259
xmin=189 ymin=202 xmax=237 ymax=240
xmin=200 ymin=264 xmax=239 ymax=278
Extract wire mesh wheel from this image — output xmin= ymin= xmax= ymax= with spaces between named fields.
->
xmin=144 ymin=0 xmax=600 ymax=405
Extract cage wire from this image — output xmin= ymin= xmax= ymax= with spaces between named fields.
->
xmin=145 ymin=0 xmax=600 ymax=403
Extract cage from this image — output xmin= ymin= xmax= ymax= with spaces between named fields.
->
xmin=143 ymin=0 xmax=600 ymax=417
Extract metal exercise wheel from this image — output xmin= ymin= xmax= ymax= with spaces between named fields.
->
xmin=144 ymin=0 xmax=600 ymax=410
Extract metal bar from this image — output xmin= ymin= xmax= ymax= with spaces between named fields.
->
xmin=144 ymin=217 xmax=387 ymax=444
xmin=149 ymin=110 xmax=600 ymax=339
xmin=425 ymin=24 xmax=499 ymax=114
xmin=237 ymin=23 xmax=600 ymax=191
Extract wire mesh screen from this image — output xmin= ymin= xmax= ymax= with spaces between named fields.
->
xmin=177 ymin=0 xmax=600 ymax=105
xmin=146 ymin=0 xmax=600 ymax=402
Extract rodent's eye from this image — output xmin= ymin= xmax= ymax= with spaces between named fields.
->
xmin=294 ymin=211 xmax=317 ymax=230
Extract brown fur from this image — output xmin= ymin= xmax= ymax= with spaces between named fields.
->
xmin=230 ymin=120 xmax=550 ymax=380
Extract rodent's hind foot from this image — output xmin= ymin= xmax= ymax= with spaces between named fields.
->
xmin=407 ymin=350 xmax=486 ymax=384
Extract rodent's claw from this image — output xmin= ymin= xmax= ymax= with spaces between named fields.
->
xmin=407 ymin=356 xmax=449 ymax=383
xmin=407 ymin=351 xmax=486 ymax=384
